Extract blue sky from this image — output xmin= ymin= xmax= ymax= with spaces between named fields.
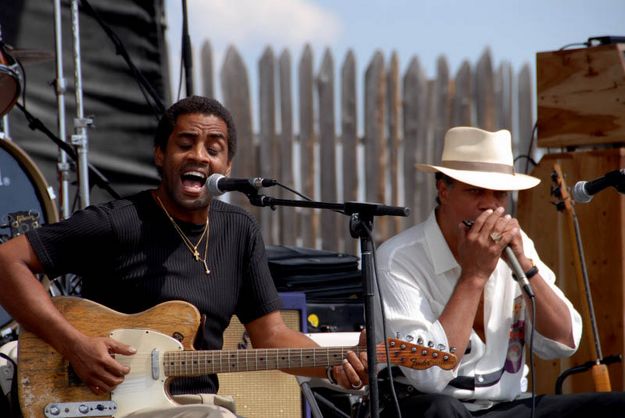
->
xmin=165 ymin=0 xmax=625 ymax=105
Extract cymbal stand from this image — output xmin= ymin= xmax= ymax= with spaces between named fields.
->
xmin=52 ymin=0 xmax=70 ymax=219
xmin=70 ymin=0 xmax=92 ymax=209
xmin=0 ymin=25 xmax=11 ymax=139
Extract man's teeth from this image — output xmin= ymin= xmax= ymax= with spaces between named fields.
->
xmin=182 ymin=171 xmax=206 ymax=181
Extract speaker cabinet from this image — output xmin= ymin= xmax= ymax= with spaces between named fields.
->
xmin=218 ymin=293 xmax=308 ymax=418
xmin=537 ymin=42 xmax=625 ymax=148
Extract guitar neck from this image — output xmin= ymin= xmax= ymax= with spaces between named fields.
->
xmin=164 ymin=346 xmax=360 ymax=376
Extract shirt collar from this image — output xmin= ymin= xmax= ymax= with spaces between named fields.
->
xmin=424 ymin=209 xmax=459 ymax=275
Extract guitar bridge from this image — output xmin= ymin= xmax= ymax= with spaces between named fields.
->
xmin=44 ymin=401 xmax=117 ymax=417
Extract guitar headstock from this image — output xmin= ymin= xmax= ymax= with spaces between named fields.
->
xmin=550 ymin=163 xmax=573 ymax=213
xmin=1 ymin=210 xmax=41 ymax=239
xmin=380 ymin=338 xmax=457 ymax=371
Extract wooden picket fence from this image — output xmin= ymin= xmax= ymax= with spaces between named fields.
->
xmin=199 ymin=42 xmax=535 ymax=254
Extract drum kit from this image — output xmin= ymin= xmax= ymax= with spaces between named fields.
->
xmin=0 ymin=40 xmax=60 ymax=344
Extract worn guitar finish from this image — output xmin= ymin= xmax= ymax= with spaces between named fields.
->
xmin=18 ymin=297 xmax=457 ymax=418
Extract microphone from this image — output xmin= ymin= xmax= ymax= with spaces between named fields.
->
xmin=505 ymin=246 xmax=535 ymax=299
xmin=462 ymin=219 xmax=534 ymax=298
xmin=206 ymin=173 xmax=277 ymax=196
xmin=571 ymin=169 xmax=625 ymax=203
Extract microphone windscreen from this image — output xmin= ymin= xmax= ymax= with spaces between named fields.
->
xmin=206 ymin=173 xmax=225 ymax=196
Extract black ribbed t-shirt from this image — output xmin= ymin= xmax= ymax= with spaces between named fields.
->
xmin=26 ymin=190 xmax=281 ymax=393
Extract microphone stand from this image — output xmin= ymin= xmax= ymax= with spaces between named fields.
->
xmin=245 ymin=192 xmax=409 ymax=418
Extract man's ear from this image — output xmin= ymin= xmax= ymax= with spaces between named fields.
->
xmin=154 ymin=146 xmax=164 ymax=170
xmin=437 ymin=178 xmax=449 ymax=203
xmin=225 ymin=163 xmax=232 ymax=177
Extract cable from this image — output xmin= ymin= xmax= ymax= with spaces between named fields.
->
xmin=520 ymin=122 xmax=538 ymax=174
xmin=176 ymin=47 xmax=184 ymax=101
xmin=14 ymin=102 xmax=120 ymax=200
xmin=79 ymin=0 xmax=165 ymax=118
xmin=277 ymin=182 xmax=314 ymax=202
xmin=528 ymin=296 xmax=536 ymax=418
xmin=558 ymin=42 xmax=590 ymax=51
xmin=276 ymin=182 xmax=346 ymax=216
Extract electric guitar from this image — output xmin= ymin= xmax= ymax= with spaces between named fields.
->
xmin=551 ymin=164 xmax=612 ymax=392
xmin=18 ymin=297 xmax=457 ymax=418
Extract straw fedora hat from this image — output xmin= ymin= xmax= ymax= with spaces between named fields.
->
xmin=415 ymin=127 xmax=540 ymax=191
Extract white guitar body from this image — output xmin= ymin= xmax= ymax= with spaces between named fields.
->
xmin=109 ymin=329 xmax=183 ymax=417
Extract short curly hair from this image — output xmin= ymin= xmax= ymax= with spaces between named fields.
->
xmin=153 ymin=96 xmax=237 ymax=161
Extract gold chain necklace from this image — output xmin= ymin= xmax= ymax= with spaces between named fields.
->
xmin=155 ymin=195 xmax=210 ymax=275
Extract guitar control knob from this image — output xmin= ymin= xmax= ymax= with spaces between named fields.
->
xmin=421 ymin=350 xmax=428 ymax=356
xmin=443 ymin=355 xmax=449 ymax=361
xmin=48 ymin=405 xmax=60 ymax=416
xmin=79 ymin=404 xmax=89 ymax=414
xmin=432 ymin=352 xmax=438 ymax=358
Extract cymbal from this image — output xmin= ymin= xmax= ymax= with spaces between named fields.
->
xmin=5 ymin=48 xmax=54 ymax=64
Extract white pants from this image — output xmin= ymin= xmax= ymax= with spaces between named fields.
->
xmin=122 ymin=394 xmax=238 ymax=418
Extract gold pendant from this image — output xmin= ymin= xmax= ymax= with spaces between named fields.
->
xmin=193 ymin=249 xmax=200 ymax=261
xmin=202 ymin=260 xmax=210 ymax=275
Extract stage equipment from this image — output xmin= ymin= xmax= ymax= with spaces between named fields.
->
xmin=207 ymin=174 xmax=278 ymax=196
xmin=238 ymin=186 xmax=410 ymax=418
xmin=266 ymin=245 xmax=362 ymax=302
xmin=0 ymin=138 xmax=58 ymax=341
xmin=551 ymin=164 xmax=612 ymax=391
xmin=537 ymin=41 xmax=625 ymax=148
xmin=571 ymin=169 xmax=625 ymax=203
xmin=69 ymin=0 xmax=91 ymax=209
xmin=517 ymin=149 xmax=625 ymax=393
xmin=218 ymin=293 xmax=308 ymax=418
xmin=0 ymin=43 xmax=21 ymax=118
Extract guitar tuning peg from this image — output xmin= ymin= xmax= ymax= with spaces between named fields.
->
xmin=417 ymin=337 xmax=424 ymax=345
xmin=449 ymin=346 xmax=456 ymax=354
xmin=437 ymin=344 xmax=446 ymax=351
xmin=427 ymin=341 xmax=434 ymax=348
xmin=405 ymin=335 xmax=414 ymax=342
xmin=395 ymin=332 xmax=401 ymax=339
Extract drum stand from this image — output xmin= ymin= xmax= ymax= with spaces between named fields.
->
xmin=69 ymin=0 xmax=92 ymax=210
xmin=52 ymin=0 xmax=71 ymax=219
xmin=51 ymin=0 xmax=92 ymax=214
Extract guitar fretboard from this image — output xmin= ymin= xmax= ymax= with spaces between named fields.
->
xmin=163 ymin=346 xmax=361 ymax=376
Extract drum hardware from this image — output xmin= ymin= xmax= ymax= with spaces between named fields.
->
xmin=0 ymin=139 xmax=59 ymax=338
xmin=0 ymin=41 xmax=22 ymax=118
xmin=3 ymin=48 xmax=54 ymax=65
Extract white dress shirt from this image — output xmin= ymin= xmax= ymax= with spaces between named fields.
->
xmin=375 ymin=210 xmax=582 ymax=408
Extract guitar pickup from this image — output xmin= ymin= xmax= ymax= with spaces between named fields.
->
xmin=44 ymin=401 xmax=117 ymax=417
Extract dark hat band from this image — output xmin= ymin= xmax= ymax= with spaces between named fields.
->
xmin=441 ymin=160 xmax=515 ymax=175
